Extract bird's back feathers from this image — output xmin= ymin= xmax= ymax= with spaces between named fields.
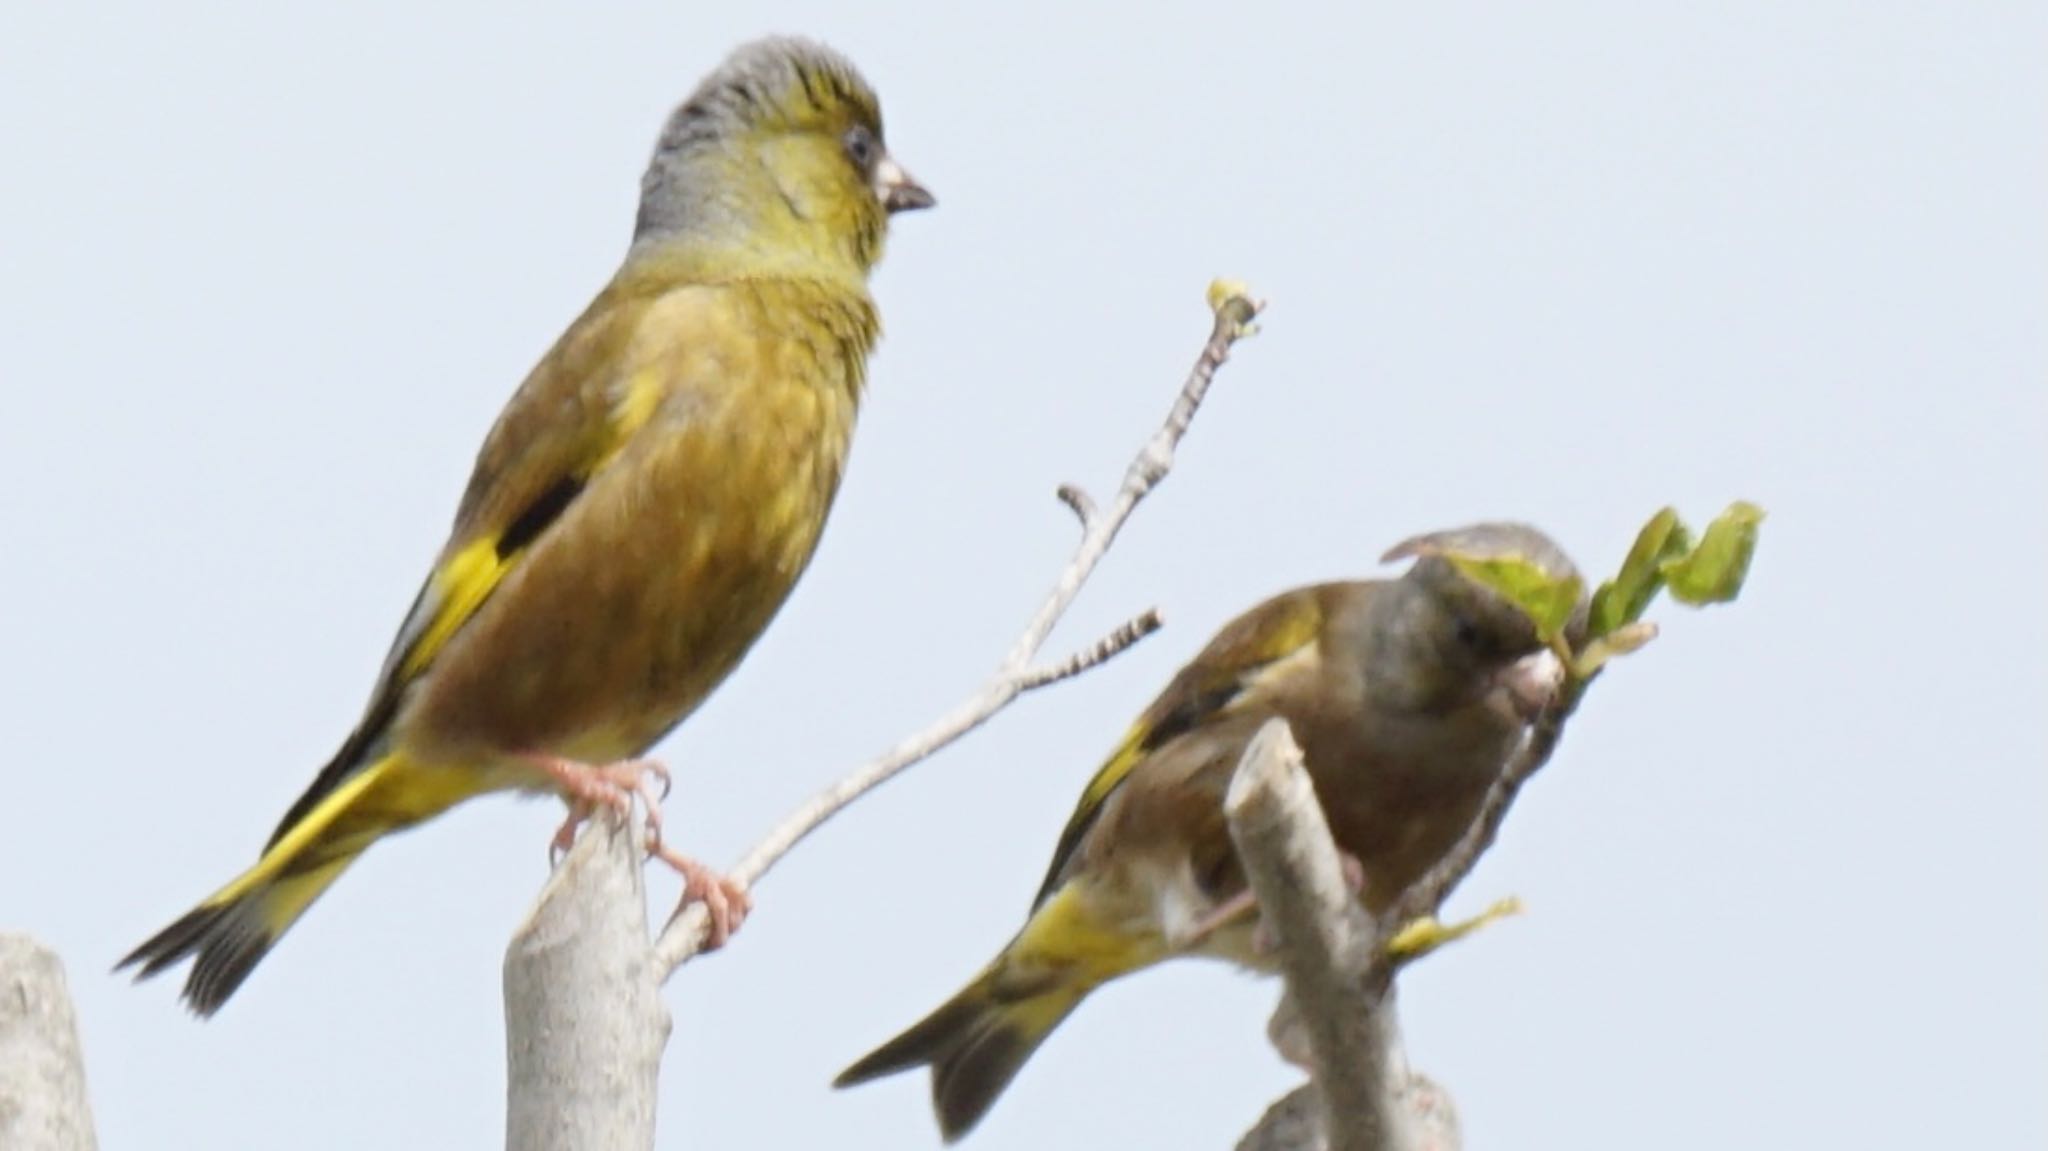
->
xmin=1033 ymin=584 xmax=1339 ymax=906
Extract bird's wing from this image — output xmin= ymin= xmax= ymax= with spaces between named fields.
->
xmin=1030 ymin=585 xmax=1332 ymax=907
xmin=265 ymin=283 xmax=691 ymax=848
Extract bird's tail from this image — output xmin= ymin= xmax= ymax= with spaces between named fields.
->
xmin=835 ymin=965 xmax=1090 ymax=1143
xmin=835 ymin=885 xmax=1163 ymax=1142
xmin=118 ymin=751 xmax=456 ymax=1016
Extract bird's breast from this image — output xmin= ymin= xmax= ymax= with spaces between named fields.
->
xmin=406 ymin=341 xmax=864 ymax=767
xmin=1295 ymin=704 xmax=1523 ymax=910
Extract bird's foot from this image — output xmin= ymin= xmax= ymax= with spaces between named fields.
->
xmin=529 ymin=753 xmax=752 ymax=948
xmin=650 ymin=844 xmax=752 ymax=950
xmin=1338 ymin=851 xmax=1366 ymax=893
xmin=1179 ymin=889 xmax=1259 ymax=951
xmin=533 ymin=756 xmax=672 ymax=866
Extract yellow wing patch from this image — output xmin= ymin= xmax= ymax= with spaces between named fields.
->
xmin=1030 ymin=588 xmax=1328 ymax=909
xmin=393 ymin=365 xmax=669 ymax=686
xmin=399 ymin=539 xmax=508 ymax=681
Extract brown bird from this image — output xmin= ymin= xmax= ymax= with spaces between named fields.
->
xmin=119 ymin=36 xmax=933 ymax=1016
xmin=837 ymin=522 xmax=1582 ymax=1141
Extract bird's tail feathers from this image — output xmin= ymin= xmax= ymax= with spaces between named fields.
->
xmin=835 ymin=884 xmax=1160 ymax=1141
xmin=117 ymin=751 xmax=437 ymax=1016
xmin=834 ymin=961 xmax=1089 ymax=1143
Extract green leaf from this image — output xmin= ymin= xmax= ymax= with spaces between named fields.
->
xmin=1443 ymin=554 xmax=1586 ymax=645
xmin=1661 ymin=501 xmax=1765 ymax=605
xmin=1587 ymin=507 xmax=1693 ymax=639
xmin=1570 ymin=620 xmax=1660 ymax=679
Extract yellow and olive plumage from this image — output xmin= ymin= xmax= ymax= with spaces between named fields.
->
xmin=837 ymin=523 xmax=1582 ymax=1141
xmin=120 ymin=36 xmax=932 ymax=1016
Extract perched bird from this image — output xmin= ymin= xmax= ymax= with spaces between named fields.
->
xmin=836 ymin=522 xmax=1582 ymax=1141
xmin=119 ymin=36 xmax=933 ymax=1016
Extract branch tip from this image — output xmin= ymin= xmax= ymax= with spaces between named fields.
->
xmin=1206 ymin=279 xmax=1265 ymax=339
xmin=1018 ymin=607 xmax=1165 ymax=691
xmin=1055 ymin=482 xmax=1098 ymax=527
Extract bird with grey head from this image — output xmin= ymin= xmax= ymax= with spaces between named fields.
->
xmin=120 ymin=36 xmax=933 ymax=1017
xmin=838 ymin=521 xmax=1583 ymax=1141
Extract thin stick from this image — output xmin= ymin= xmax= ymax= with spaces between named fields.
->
xmin=652 ymin=288 xmax=1265 ymax=975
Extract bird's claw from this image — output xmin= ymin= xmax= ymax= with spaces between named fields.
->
xmin=547 ymin=815 xmax=582 ymax=867
xmin=653 ymin=846 xmax=752 ymax=949
xmin=536 ymin=756 xmax=672 ymax=864
xmin=532 ymin=753 xmax=750 ymax=948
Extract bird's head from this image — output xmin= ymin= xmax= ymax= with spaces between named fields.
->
xmin=633 ymin=37 xmax=933 ymax=278
xmin=1374 ymin=521 xmax=1585 ymax=721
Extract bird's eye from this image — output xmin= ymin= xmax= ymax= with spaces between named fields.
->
xmin=842 ymin=125 xmax=878 ymax=171
xmin=1452 ymin=616 xmax=1484 ymax=650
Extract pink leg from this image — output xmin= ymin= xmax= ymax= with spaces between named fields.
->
xmin=1180 ymin=889 xmax=1259 ymax=950
xmin=649 ymin=842 xmax=752 ymax=950
xmin=532 ymin=756 xmax=670 ymax=864
xmin=527 ymin=755 xmax=751 ymax=948
xmin=1338 ymin=851 xmax=1366 ymax=893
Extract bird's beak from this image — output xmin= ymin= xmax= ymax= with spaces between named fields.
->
xmin=874 ymin=154 xmax=936 ymax=214
xmin=1485 ymin=648 xmax=1566 ymax=725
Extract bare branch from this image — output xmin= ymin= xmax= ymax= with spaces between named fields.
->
xmin=1234 ymin=670 xmax=1595 ymax=1149
xmin=650 ymin=287 xmax=1264 ymax=976
xmin=1054 ymin=482 xmax=1098 ymax=528
xmin=0 ymin=935 xmax=98 ymax=1151
xmin=1225 ymin=720 xmax=1419 ymax=1151
xmin=1238 ymin=1070 xmax=1464 ymax=1151
xmin=995 ymin=289 xmax=1259 ymax=674
xmin=504 ymin=813 xmax=665 ymax=1151
xmin=1017 ymin=607 xmax=1164 ymax=690
xmin=1236 ymin=1085 xmax=1325 ymax=1151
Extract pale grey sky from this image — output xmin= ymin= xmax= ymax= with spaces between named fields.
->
xmin=3 ymin=2 xmax=2041 ymax=1149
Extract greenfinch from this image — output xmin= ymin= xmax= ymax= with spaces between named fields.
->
xmin=836 ymin=522 xmax=1582 ymax=1141
xmin=120 ymin=36 xmax=932 ymax=1016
